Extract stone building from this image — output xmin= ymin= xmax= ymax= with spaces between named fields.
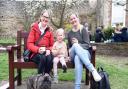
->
xmin=0 ymin=0 xmax=24 ymax=37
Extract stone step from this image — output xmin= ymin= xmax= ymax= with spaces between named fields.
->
xmin=16 ymin=81 xmax=90 ymax=89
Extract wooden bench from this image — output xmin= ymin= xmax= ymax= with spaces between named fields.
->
xmin=6 ymin=30 xmax=96 ymax=89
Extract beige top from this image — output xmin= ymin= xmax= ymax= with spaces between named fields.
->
xmin=52 ymin=41 xmax=68 ymax=58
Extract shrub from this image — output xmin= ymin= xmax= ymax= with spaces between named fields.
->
xmin=64 ymin=23 xmax=72 ymax=31
xmin=90 ymin=34 xmax=95 ymax=41
xmin=103 ymin=26 xmax=114 ymax=40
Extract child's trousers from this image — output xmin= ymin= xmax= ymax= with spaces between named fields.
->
xmin=53 ymin=56 xmax=66 ymax=76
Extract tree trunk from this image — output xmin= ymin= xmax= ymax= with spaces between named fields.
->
xmin=125 ymin=0 xmax=128 ymax=27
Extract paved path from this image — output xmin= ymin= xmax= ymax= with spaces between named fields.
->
xmin=16 ymin=81 xmax=90 ymax=89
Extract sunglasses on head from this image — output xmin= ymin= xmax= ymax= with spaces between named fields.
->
xmin=42 ymin=19 xmax=48 ymax=23
xmin=43 ymin=15 xmax=49 ymax=19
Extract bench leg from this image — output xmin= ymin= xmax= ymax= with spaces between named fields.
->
xmin=85 ymin=69 xmax=89 ymax=85
xmin=90 ymin=74 xmax=93 ymax=88
xmin=9 ymin=67 xmax=15 ymax=89
xmin=17 ymin=69 xmax=22 ymax=86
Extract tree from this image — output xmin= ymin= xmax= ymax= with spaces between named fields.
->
xmin=50 ymin=0 xmax=68 ymax=28
xmin=125 ymin=0 xmax=128 ymax=26
xmin=23 ymin=1 xmax=48 ymax=30
xmin=22 ymin=0 xmax=96 ymax=30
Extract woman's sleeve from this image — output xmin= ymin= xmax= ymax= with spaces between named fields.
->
xmin=79 ymin=28 xmax=91 ymax=49
xmin=27 ymin=28 xmax=39 ymax=53
xmin=67 ymin=32 xmax=72 ymax=49
xmin=82 ymin=28 xmax=90 ymax=44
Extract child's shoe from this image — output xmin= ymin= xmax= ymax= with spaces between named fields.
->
xmin=53 ymin=76 xmax=58 ymax=84
xmin=62 ymin=65 xmax=67 ymax=73
xmin=92 ymin=69 xmax=102 ymax=82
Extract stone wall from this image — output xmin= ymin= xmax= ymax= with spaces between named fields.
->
xmin=0 ymin=1 xmax=24 ymax=37
xmin=92 ymin=42 xmax=128 ymax=57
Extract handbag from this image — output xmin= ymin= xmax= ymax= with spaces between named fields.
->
xmin=90 ymin=67 xmax=111 ymax=89
xmin=23 ymin=30 xmax=47 ymax=62
xmin=23 ymin=49 xmax=32 ymax=62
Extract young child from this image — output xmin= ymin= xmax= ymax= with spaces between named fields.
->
xmin=52 ymin=28 xmax=68 ymax=83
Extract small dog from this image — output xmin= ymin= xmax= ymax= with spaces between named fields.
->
xmin=27 ymin=74 xmax=52 ymax=89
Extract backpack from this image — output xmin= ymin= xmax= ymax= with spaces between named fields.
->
xmin=27 ymin=74 xmax=52 ymax=89
xmin=90 ymin=67 xmax=111 ymax=89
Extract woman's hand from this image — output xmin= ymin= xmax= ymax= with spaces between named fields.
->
xmin=72 ymin=37 xmax=78 ymax=44
xmin=45 ymin=50 xmax=50 ymax=56
xmin=38 ymin=47 xmax=46 ymax=54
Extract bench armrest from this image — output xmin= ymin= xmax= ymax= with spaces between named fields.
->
xmin=92 ymin=46 xmax=96 ymax=51
xmin=7 ymin=45 xmax=20 ymax=62
xmin=0 ymin=47 xmax=7 ymax=51
xmin=91 ymin=46 xmax=96 ymax=67
xmin=7 ymin=45 xmax=20 ymax=51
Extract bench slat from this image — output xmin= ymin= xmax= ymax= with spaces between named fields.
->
xmin=13 ymin=62 xmax=37 ymax=68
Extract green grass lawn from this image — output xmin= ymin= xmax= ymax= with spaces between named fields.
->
xmin=0 ymin=53 xmax=128 ymax=89
xmin=96 ymin=55 xmax=128 ymax=89
xmin=0 ymin=37 xmax=16 ymax=43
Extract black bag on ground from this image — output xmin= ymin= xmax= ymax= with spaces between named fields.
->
xmin=27 ymin=74 xmax=52 ymax=89
xmin=90 ymin=67 xmax=111 ymax=89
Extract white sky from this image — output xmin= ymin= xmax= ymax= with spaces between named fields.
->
xmin=111 ymin=0 xmax=126 ymax=25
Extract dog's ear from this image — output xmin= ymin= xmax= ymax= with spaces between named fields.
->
xmin=27 ymin=76 xmax=36 ymax=89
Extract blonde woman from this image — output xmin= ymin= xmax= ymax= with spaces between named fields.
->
xmin=67 ymin=14 xmax=101 ymax=89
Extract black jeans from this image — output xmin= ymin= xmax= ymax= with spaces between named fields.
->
xmin=31 ymin=53 xmax=53 ymax=74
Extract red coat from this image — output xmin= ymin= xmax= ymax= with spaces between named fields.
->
xmin=27 ymin=22 xmax=54 ymax=54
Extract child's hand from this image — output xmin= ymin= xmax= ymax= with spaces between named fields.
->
xmin=45 ymin=50 xmax=50 ymax=56
xmin=52 ymin=48 xmax=59 ymax=56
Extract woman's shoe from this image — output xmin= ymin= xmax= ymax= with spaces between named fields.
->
xmin=53 ymin=76 xmax=58 ymax=84
xmin=92 ymin=69 xmax=102 ymax=82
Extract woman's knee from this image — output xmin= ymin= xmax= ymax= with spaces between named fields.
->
xmin=32 ymin=54 xmax=42 ymax=64
xmin=72 ymin=43 xmax=79 ymax=48
xmin=72 ymin=43 xmax=81 ymax=52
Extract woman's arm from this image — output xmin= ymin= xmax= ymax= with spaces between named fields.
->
xmin=27 ymin=28 xmax=39 ymax=53
xmin=79 ymin=27 xmax=91 ymax=49
xmin=67 ymin=32 xmax=72 ymax=49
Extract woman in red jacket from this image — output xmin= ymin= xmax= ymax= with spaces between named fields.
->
xmin=27 ymin=10 xmax=54 ymax=75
